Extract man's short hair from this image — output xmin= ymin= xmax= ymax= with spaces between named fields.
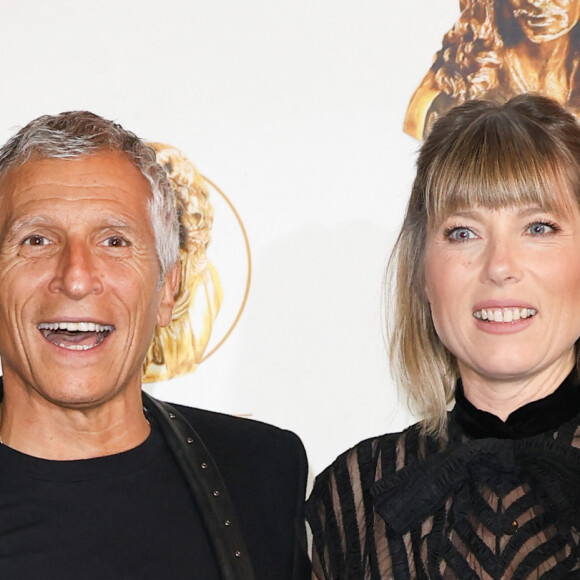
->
xmin=0 ymin=111 xmax=179 ymax=278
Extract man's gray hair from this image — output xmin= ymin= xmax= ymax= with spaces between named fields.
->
xmin=0 ymin=111 xmax=179 ymax=279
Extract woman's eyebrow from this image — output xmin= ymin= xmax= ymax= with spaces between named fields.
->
xmin=516 ymin=206 xmax=552 ymax=218
xmin=442 ymin=209 xmax=482 ymax=220
xmin=444 ymin=206 xmax=551 ymax=221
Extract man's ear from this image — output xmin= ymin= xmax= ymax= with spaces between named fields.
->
xmin=156 ymin=262 xmax=181 ymax=328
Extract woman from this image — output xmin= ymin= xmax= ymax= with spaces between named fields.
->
xmin=404 ymin=0 xmax=580 ymax=139
xmin=307 ymin=94 xmax=580 ymax=578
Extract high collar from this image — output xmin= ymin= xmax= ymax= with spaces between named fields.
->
xmin=453 ymin=369 xmax=580 ymax=440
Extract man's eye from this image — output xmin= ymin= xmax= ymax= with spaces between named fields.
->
xmin=103 ymin=236 xmax=129 ymax=248
xmin=22 ymin=235 xmax=50 ymax=246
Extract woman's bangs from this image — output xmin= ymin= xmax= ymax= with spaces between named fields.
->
xmin=426 ymin=127 xmax=575 ymax=226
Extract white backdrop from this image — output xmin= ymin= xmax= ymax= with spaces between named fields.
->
xmin=0 ymin=0 xmax=459 ymax=475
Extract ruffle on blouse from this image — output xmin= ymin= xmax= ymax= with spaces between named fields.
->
xmin=369 ymin=434 xmax=580 ymax=536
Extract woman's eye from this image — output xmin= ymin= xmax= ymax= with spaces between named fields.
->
xmin=527 ymin=221 xmax=558 ymax=236
xmin=103 ymin=236 xmax=129 ymax=248
xmin=22 ymin=235 xmax=50 ymax=246
xmin=445 ymin=227 xmax=476 ymax=241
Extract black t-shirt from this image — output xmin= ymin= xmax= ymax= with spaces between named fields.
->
xmin=0 ymin=417 xmax=221 ymax=579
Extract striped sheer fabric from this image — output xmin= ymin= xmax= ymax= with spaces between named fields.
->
xmin=306 ymin=417 xmax=580 ymax=579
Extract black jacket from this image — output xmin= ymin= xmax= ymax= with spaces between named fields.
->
xmin=144 ymin=392 xmax=311 ymax=580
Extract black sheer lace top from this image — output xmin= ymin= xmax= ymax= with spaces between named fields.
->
xmin=306 ymin=372 xmax=580 ymax=579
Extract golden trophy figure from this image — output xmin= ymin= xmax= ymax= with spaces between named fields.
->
xmin=404 ymin=0 xmax=580 ymax=140
xmin=143 ymin=143 xmax=223 ymax=381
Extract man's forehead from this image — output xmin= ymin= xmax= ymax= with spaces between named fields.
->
xmin=0 ymin=151 xmax=152 ymax=202
xmin=0 ymin=152 xmax=155 ymax=237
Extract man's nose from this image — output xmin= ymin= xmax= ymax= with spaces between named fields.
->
xmin=479 ymin=238 xmax=522 ymax=285
xmin=48 ymin=241 xmax=103 ymax=298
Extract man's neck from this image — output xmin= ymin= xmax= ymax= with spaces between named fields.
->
xmin=0 ymin=379 xmax=150 ymax=460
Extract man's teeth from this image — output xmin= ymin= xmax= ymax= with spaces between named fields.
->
xmin=37 ymin=322 xmax=113 ymax=332
xmin=58 ymin=343 xmax=97 ymax=351
xmin=473 ymin=308 xmax=537 ymax=322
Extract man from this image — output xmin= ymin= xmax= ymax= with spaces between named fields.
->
xmin=0 ymin=112 xmax=310 ymax=579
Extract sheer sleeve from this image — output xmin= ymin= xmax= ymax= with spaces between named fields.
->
xmin=305 ymin=438 xmax=389 ymax=579
xmin=304 ymin=466 xmax=339 ymax=579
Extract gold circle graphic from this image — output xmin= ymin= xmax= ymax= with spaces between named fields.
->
xmin=200 ymin=174 xmax=252 ymax=362
xmin=143 ymin=143 xmax=251 ymax=382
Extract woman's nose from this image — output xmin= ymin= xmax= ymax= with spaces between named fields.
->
xmin=48 ymin=241 xmax=103 ymax=299
xmin=479 ymin=238 xmax=523 ymax=285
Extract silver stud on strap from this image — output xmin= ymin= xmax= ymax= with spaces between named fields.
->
xmin=201 ymin=462 xmax=208 ymax=469
xmin=186 ymin=437 xmax=194 ymax=444
xmin=213 ymin=490 xmax=220 ymax=497
xmin=168 ymin=412 xmax=176 ymax=419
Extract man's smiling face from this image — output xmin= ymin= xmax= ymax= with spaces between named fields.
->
xmin=0 ymin=151 xmax=176 ymax=409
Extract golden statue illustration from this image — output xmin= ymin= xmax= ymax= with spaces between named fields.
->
xmin=404 ymin=0 xmax=580 ymax=139
xmin=143 ymin=143 xmax=223 ymax=381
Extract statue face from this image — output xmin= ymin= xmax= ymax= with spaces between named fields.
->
xmin=509 ymin=0 xmax=580 ymax=42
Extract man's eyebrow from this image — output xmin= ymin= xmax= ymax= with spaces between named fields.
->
xmin=6 ymin=215 xmax=51 ymax=235
xmin=99 ymin=218 xmax=146 ymax=237
xmin=99 ymin=218 xmax=135 ymax=228
xmin=5 ymin=216 xmax=141 ymax=238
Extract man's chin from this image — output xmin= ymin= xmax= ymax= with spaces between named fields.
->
xmin=26 ymin=378 xmax=128 ymax=411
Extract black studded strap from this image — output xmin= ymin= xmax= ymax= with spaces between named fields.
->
xmin=142 ymin=393 xmax=256 ymax=580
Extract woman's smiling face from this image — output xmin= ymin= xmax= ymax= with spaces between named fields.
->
xmin=423 ymin=202 xmax=580 ymax=391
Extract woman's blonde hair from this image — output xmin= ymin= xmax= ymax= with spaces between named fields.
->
xmin=388 ymin=94 xmax=580 ymax=435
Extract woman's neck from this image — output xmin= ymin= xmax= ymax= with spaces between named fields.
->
xmin=459 ymin=355 xmax=575 ymax=421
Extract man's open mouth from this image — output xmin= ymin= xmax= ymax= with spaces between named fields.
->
xmin=37 ymin=322 xmax=114 ymax=351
